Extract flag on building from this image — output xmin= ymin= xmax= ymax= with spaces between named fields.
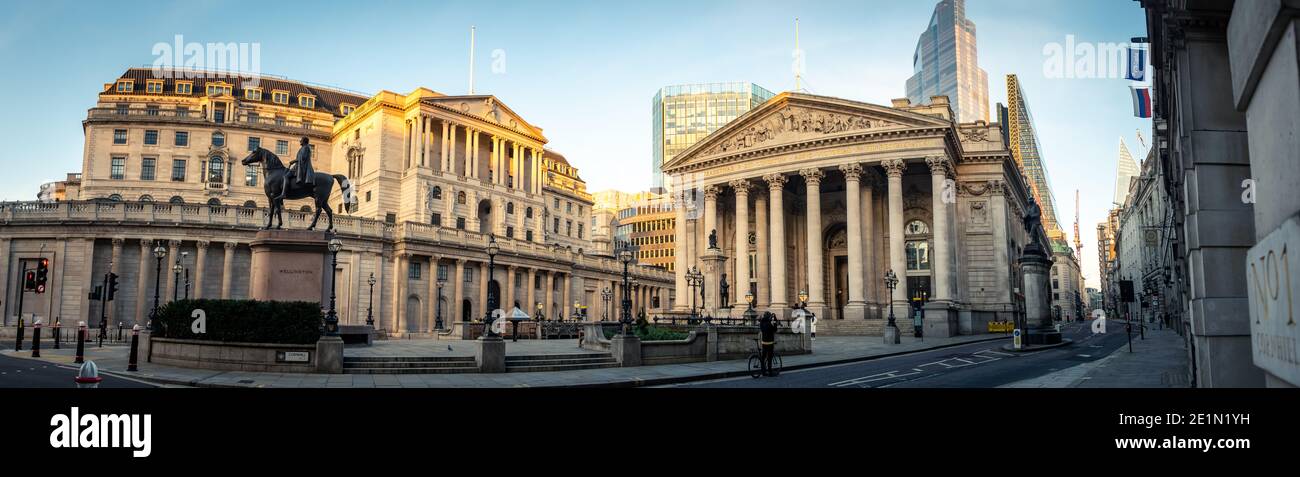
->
xmin=1126 ymin=46 xmax=1147 ymax=81
xmin=1130 ymin=86 xmax=1152 ymax=118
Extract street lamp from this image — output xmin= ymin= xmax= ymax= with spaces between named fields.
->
xmin=435 ymin=278 xmax=445 ymax=329
xmin=150 ymin=242 xmax=166 ymax=331
xmin=618 ymin=247 xmax=634 ymax=336
xmin=366 ymin=272 xmax=376 ymax=327
xmin=883 ymin=269 xmax=900 ymax=344
xmin=483 ymin=234 xmax=500 ymax=338
xmin=743 ymin=291 xmax=756 ymax=324
xmin=323 ymin=236 xmax=342 ymax=335
xmin=685 ymin=265 xmax=703 ymax=318
xmin=181 ymin=251 xmax=191 ymax=300
xmin=601 ymin=287 xmax=612 ymax=321
xmin=536 ymin=301 xmax=545 ymax=322
xmin=797 ymin=289 xmax=809 ymax=307
xmin=171 ymin=259 xmax=183 ymax=302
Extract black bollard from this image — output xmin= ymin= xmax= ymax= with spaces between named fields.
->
xmin=117 ymin=323 xmax=124 ymax=342
xmin=127 ymin=325 xmax=140 ymax=372
xmin=31 ymin=322 xmax=41 ymax=358
xmin=74 ymin=322 xmax=86 ymax=364
xmin=53 ymin=321 xmax=61 ymax=349
xmin=15 ymin=317 xmax=24 ymax=352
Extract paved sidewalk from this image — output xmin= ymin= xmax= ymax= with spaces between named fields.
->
xmin=1001 ymin=321 xmax=1190 ymax=388
xmin=1 ymin=333 xmax=1009 ymax=388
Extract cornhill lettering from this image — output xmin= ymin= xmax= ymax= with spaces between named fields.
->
xmin=278 ymin=269 xmax=314 ymax=275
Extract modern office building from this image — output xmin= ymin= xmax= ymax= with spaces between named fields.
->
xmin=1004 ymin=74 xmax=1062 ymax=232
xmin=650 ymin=82 xmax=774 ymax=191
xmin=1114 ymin=138 xmax=1140 ymax=206
xmin=905 ymin=0 xmax=990 ymax=124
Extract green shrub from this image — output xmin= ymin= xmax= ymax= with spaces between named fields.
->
xmin=155 ymin=299 xmax=322 ymax=345
xmin=601 ymin=324 xmax=688 ymax=341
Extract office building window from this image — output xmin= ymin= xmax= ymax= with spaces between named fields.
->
xmin=207 ymin=157 xmax=224 ymax=183
xmin=245 ymin=166 xmax=257 ymax=186
xmin=432 ymin=213 xmax=442 ymax=226
xmin=113 ymin=129 xmax=128 ymax=144
xmin=116 ymin=80 xmax=133 ymax=93
xmin=172 ymin=159 xmax=186 ymax=181
xmin=110 ymin=156 xmax=125 ymax=179
xmin=276 ymin=140 xmax=288 ymax=155
xmin=174 ymin=131 xmax=189 ymax=147
xmin=175 ymin=82 xmax=192 ymax=95
xmin=409 ymin=262 xmax=422 ymax=280
xmin=464 ymin=268 xmax=473 ymax=283
xmin=144 ymin=130 xmax=158 ymax=145
xmin=211 ymin=132 xmax=225 ymax=147
xmin=248 ymin=136 xmax=260 ymax=151
xmin=141 ymin=157 xmax=156 ymax=180
xmin=456 ymin=217 xmax=466 ymax=230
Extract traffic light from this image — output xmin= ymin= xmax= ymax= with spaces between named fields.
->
xmin=23 ymin=270 xmax=36 ymax=291
xmin=106 ymin=272 xmax=119 ymax=301
xmin=34 ymin=258 xmax=49 ymax=294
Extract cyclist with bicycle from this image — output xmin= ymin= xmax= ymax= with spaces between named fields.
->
xmin=758 ymin=311 xmax=778 ymax=377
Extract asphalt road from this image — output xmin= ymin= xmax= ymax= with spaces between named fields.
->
xmin=0 ymin=343 xmax=157 ymax=388
xmin=675 ymin=320 xmax=1134 ymax=388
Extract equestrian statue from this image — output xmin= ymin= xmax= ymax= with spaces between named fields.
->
xmin=242 ymin=137 xmax=358 ymax=231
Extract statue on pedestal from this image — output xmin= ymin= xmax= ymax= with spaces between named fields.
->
xmin=708 ymin=229 xmax=719 ymax=249
xmin=1023 ymin=195 xmax=1045 ymax=254
xmin=242 ymin=138 xmax=358 ymax=231
xmin=720 ymin=273 xmax=730 ymax=308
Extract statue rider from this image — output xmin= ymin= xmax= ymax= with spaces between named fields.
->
xmin=275 ymin=137 xmax=315 ymax=202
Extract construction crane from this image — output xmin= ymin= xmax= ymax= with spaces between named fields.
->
xmin=1074 ymin=189 xmax=1083 ymax=257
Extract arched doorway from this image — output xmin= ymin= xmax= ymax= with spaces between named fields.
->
xmin=824 ymin=223 xmax=848 ymax=320
xmin=406 ymin=296 xmax=422 ymax=332
xmin=477 ymin=199 xmax=492 ymax=234
xmin=462 ymin=299 xmax=473 ymax=322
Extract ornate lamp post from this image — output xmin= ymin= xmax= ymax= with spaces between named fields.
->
xmin=601 ymin=287 xmax=612 ymax=321
xmin=536 ymin=301 xmax=545 ymax=322
xmin=150 ymin=242 xmax=166 ymax=331
xmin=883 ymin=269 xmax=900 ymax=344
xmin=435 ymin=278 xmax=445 ymax=329
xmin=181 ymin=252 xmax=191 ymax=300
xmin=685 ymin=265 xmax=703 ymax=318
xmin=483 ymin=235 xmax=500 ymax=337
xmin=366 ymin=272 xmax=376 ymax=327
xmin=797 ymin=289 xmax=809 ymax=308
xmin=618 ymin=247 xmax=634 ymax=336
xmin=743 ymin=291 xmax=756 ymax=324
xmin=323 ymin=236 xmax=342 ymax=335
xmin=171 ymin=259 xmax=183 ymax=302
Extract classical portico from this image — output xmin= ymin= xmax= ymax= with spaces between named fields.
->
xmin=664 ymin=92 xmax=1034 ymax=337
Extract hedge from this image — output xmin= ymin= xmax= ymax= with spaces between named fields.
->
xmin=155 ymin=299 xmax=322 ymax=345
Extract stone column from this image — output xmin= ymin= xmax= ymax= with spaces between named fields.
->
xmin=453 ymin=259 xmax=466 ymax=323
xmin=441 ymin=121 xmax=451 ymax=172
xmin=927 ymin=156 xmax=952 ymax=301
xmin=840 ymin=164 xmax=867 ymax=320
xmin=754 ymin=189 xmax=770 ymax=307
xmin=192 ymin=240 xmax=208 ymax=299
xmin=135 ymin=239 xmax=153 ymax=326
xmin=221 ymin=242 xmax=236 ymax=299
xmin=526 ymin=268 xmax=537 ymax=317
xmin=428 ymin=256 xmax=439 ymax=331
xmin=562 ymin=272 xmax=572 ymax=319
xmin=673 ymin=189 xmax=689 ymax=311
xmin=394 ymin=253 xmax=408 ymax=333
xmin=544 ymin=271 xmax=555 ymax=319
xmin=108 ymin=238 xmax=123 ymax=323
xmin=505 ymin=266 xmax=516 ymax=311
xmin=703 ymin=185 xmax=720 ymax=247
xmin=465 ymin=128 xmax=476 ymax=179
xmin=165 ymin=239 xmax=180 ymax=303
xmin=800 ymin=169 xmax=827 ymax=317
xmin=478 ymin=261 xmax=489 ymax=317
xmin=764 ymin=173 xmax=789 ymax=315
xmin=373 ymin=252 xmax=386 ymax=327
xmin=861 ymin=172 xmax=880 ymax=315
xmin=883 ymin=159 xmax=908 ymax=320
xmin=729 ymin=179 xmax=752 ymax=308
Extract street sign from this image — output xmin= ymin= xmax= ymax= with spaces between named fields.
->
xmin=277 ymin=351 xmax=310 ymax=363
xmin=1013 ymin=329 xmax=1022 ymax=350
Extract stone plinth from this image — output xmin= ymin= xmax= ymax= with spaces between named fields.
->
xmin=923 ymin=300 xmax=959 ymax=338
xmin=475 ymin=336 xmax=506 ymax=373
xmin=700 ymin=248 xmax=728 ymax=318
xmin=315 ymin=335 xmax=344 ymax=374
xmin=249 ymin=230 xmax=329 ymax=303
xmin=611 ymin=334 xmax=642 ymax=367
xmin=1020 ymin=246 xmax=1061 ymax=345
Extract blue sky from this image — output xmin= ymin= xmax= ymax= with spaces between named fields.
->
xmin=0 ymin=0 xmax=1149 ymax=287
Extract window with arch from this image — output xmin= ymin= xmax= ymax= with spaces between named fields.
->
xmin=456 ymin=191 xmax=466 ymax=204
xmin=905 ymin=220 xmax=929 ymax=235
xmin=506 ymin=202 xmax=514 ymax=214
xmin=207 ymin=156 xmax=225 ymax=183
xmin=348 ymin=148 xmax=364 ymax=179
xmin=207 ymin=198 xmax=221 ymax=206
xmin=243 ymin=200 xmax=257 ymax=208
xmin=107 ymin=194 xmax=122 ymax=202
xmin=138 ymin=194 xmax=153 ymax=202
xmin=431 ymin=186 xmax=442 ymax=200
xmin=526 ymin=207 xmax=533 ymax=219
xmin=169 ymin=196 xmax=184 ymax=204
xmin=211 ymin=132 xmax=225 ymax=147
xmin=299 ymin=205 xmax=311 ymax=213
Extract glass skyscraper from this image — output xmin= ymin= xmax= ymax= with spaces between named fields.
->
xmin=1005 ymin=74 xmax=1062 ymax=233
xmin=651 ymin=82 xmax=775 ymax=191
xmin=905 ymin=0 xmax=990 ymax=124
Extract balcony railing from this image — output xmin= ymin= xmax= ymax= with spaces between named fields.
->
xmin=86 ymin=108 xmax=332 ymax=135
xmin=0 ymin=200 xmax=672 ymax=282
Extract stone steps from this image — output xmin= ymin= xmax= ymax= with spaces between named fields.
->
xmin=815 ymin=319 xmax=886 ymax=336
xmin=505 ymin=353 xmax=618 ymax=373
xmin=343 ymin=356 xmax=478 ymax=374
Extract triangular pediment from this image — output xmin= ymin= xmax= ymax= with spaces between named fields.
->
xmin=422 ymin=95 xmax=546 ymax=141
xmin=663 ymin=92 xmax=954 ymax=171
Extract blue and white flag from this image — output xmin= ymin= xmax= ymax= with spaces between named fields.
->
xmin=1126 ymin=46 xmax=1147 ymax=81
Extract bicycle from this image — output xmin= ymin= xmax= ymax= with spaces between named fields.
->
xmin=747 ymin=338 xmax=782 ymax=378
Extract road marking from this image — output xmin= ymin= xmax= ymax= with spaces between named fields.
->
xmin=1077 ymin=354 xmax=1092 ymax=358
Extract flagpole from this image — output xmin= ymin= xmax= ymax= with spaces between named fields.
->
xmin=469 ymin=26 xmax=476 ymax=95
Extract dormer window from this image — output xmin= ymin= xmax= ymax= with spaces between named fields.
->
xmin=244 ymin=87 xmax=262 ymax=101
xmin=206 ymin=83 xmax=232 ymax=96
xmin=340 ymin=103 xmax=356 ymax=116
xmin=298 ymin=94 xmax=316 ymax=109
xmin=145 ymin=80 xmax=164 ymax=94
xmin=115 ymin=80 xmax=134 ymax=93
xmin=272 ymin=91 xmax=289 ymax=105
xmin=175 ymin=81 xmax=193 ymax=95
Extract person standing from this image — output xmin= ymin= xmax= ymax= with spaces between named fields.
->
xmin=759 ymin=311 xmax=778 ymax=377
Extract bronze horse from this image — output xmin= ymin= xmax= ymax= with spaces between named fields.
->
xmin=241 ymin=147 xmax=357 ymax=231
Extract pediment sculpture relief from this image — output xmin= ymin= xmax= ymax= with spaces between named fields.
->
xmin=704 ymin=107 xmax=899 ymax=155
